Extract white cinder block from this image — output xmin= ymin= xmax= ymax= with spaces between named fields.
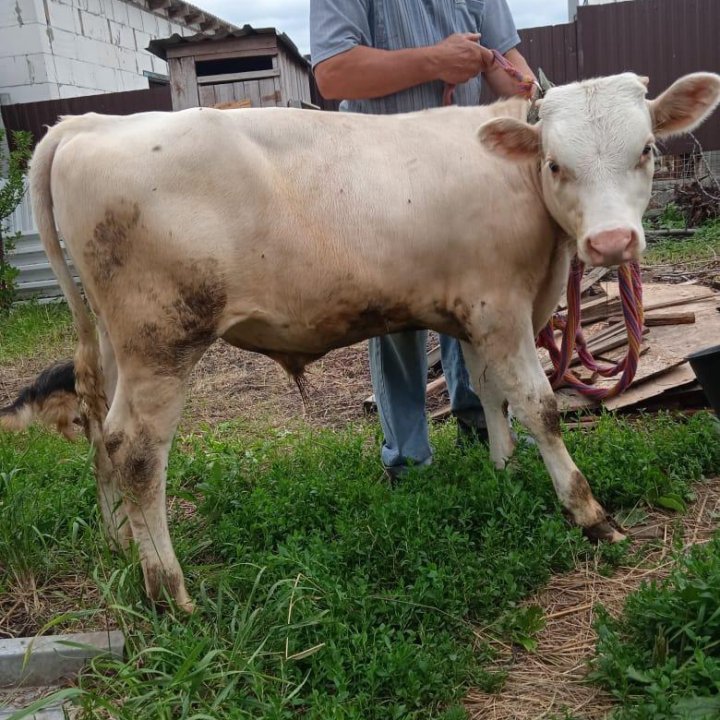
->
xmin=94 ymin=64 xmax=119 ymax=90
xmin=140 ymin=9 xmax=158 ymax=35
xmin=0 ymin=23 xmax=49 ymax=56
xmin=58 ymin=83 xmax=88 ymax=98
xmin=71 ymin=58 xmax=96 ymax=87
xmin=109 ymin=0 xmax=128 ymax=25
xmin=83 ymin=0 xmax=102 ymax=15
xmin=0 ymin=0 xmax=39 ymax=28
xmin=150 ymin=54 xmax=164 ymax=75
xmin=27 ymin=53 xmax=56 ymax=83
xmin=136 ymin=49 xmax=153 ymax=73
xmin=126 ymin=70 xmax=146 ymax=91
xmin=73 ymin=33 xmax=99 ymax=62
xmin=48 ymin=27 xmax=78 ymax=59
xmin=107 ymin=18 xmax=120 ymax=44
xmin=115 ymin=45 xmax=137 ymax=73
xmin=47 ymin=0 xmax=77 ymax=33
xmin=92 ymin=37 xmax=120 ymax=68
xmin=5 ymin=82 xmax=60 ymax=103
xmin=79 ymin=10 xmax=108 ymax=42
xmin=133 ymin=28 xmax=151 ymax=52
xmin=155 ymin=17 xmax=172 ymax=37
xmin=118 ymin=21 xmax=135 ymax=49
xmin=51 ymin=54 xmax=74 ymax=84
xmin=0 ymin=56 xmax=33 ymax=86
xmin=126 ymin=4 xmax=143 ymax=30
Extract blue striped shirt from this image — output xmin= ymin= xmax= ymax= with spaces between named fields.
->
xmin=310 ymin=0 xmax=521 ymax=113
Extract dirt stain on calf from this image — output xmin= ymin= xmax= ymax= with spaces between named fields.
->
xmin=118 ymin=427 xmax=158 ymax=496
xmin=105 ymin=430 xmax=125 ymax=458
xmin=87 ymin=203 xmax=141 ymax=284
xmin=541 ymin=397 xmax=561 ymax=435
xmin=124 ymin=261 xmax=227 ymax=375
xmin=569 ymin=469 xmax=594 ymax=509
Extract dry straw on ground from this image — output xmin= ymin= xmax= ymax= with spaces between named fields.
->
xmin=465 ymin=479 xmax=720 ymax=720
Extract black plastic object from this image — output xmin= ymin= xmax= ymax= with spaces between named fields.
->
xmin=687 ymin=344 xmax=720 ymax=417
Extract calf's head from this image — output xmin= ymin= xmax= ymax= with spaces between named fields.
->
xmin=479 ymin=72 xmax=720 ymax=267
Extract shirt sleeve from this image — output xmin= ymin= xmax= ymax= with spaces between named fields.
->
xmin=476 ymin=0 xmax=521 ymax=56
xmin=309 ymin=0 xmax=372 ymax=69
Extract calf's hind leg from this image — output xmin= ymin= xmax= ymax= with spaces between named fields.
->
xmin=467 ymin=310 xmax=624 ymax=541
xmin=104 ymin=368 xmax=193 ymax=611
xmin=95 ymin=318 xmax=132 ymax=550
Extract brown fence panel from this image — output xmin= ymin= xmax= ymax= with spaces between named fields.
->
xmin=481 ymin=22 xmax=577 ymax=104
xmin=576 ymin=0 xmax=720 ymax=152
xmin=1 ymin=85 xmax=172 ymax=147
xmin=482 ymin=0 xmax=719 ymax=152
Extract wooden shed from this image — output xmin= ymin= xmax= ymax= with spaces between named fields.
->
xmin=148 ymin=25 xmax=314 ymax=111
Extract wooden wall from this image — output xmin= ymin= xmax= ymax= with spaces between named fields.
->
xmin=167 ymin=35 xmax=311 ymax=111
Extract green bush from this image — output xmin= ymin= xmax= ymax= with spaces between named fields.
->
xmin=0 ymin=129 xmax=33 ymax=311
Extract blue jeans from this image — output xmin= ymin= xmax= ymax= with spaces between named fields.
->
xmin=369 ymin=330 xmax=487 ymax=473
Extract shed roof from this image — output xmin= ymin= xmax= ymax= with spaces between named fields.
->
xmin=147 ymin=25 xmax=310 ymax=68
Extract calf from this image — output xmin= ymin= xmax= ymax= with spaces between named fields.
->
xmin=28 ymin=71 xmax=720 ymax=610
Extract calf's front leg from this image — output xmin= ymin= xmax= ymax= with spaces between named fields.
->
xmin=461 ymin=344 xmax=515 ymax=468
xmin=466 ymin=309 xmax=625 ymax=541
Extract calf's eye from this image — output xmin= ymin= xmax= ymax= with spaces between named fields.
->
xmin=548 ymin=161 xmax=560 ymax=174
xmin=642 ymin=145 xmax=653 ymax=157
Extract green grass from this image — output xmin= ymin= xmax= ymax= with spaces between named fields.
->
xmin=591 ymin=533 xmax=720 ymax=720
xmin=643 ymin=218 xmax=720 ymax=266
xmin=2 ymin=412 xmax=719 ymax=719
xmin=0 ymin=300 xmax=74 ymax=363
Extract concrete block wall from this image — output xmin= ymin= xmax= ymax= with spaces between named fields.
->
xmin=0 ymin=0 xmax=205 ymax=103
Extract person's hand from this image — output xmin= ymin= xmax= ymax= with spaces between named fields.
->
xmin=430 ymin=33 xmax=495 ymax=84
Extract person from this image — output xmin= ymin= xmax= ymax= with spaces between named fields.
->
xmin=309 ymin=0 xmax=536 ymax=479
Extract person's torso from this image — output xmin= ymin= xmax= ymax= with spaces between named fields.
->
xmin=345 ymin=0 xmax=487 ymax=114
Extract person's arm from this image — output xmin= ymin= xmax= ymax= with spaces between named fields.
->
xmin=314 ymin=33 xmax=495 ymax=101
xmin=484 ymin=48 xmax=537 ymax=99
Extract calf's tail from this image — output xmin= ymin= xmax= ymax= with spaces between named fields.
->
xmin=28 ymin=122 xmax=110 ymax=465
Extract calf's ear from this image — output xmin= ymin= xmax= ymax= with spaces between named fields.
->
xmin=649 ymin=72 xmax=720 ymax=138
xmin=477 ymin=118 xmax=540 ymax=161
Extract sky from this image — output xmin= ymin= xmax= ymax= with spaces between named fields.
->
xmin=197 ymin=1 xmax=570 ymax=56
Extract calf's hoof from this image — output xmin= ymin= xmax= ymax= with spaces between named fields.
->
xmin=144 ymin=565 xmax=194 ymax=613
xmin=584 ymin=516 xmax=627 ymax=544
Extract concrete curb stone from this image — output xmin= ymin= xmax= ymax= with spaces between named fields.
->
xmin=0 ymin=631 xmax=124 ymax=688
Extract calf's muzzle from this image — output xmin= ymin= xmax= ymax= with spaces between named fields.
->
xmin=585 ymin=227 xmax=638 ymax=267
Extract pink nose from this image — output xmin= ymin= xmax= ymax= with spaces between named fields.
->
xmin=586 ymin=228 xmax=637 ymax=267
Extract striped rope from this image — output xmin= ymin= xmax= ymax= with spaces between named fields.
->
xmin=536 ymin=258 xmax=645 ymax=400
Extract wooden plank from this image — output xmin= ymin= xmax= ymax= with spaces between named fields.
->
xmin=603 ymin=364 xmax=698 ymax=411
xmin=170 ymin=47 xmax=279 ymax=64
xmin=245 ymin=81 xmax=262 ymax=108
xmin=276 ymin=48 xmax=291 ymax=105
xmin=167 ymin=36 xmax=278 ymax=59
xmin=213 ymin=98 xmax=252 ymax=109
xmin=608 ymin=311 xmax=696 ymax=327
xmin=198 ymin=85 xmax=216 ymax=106
xmin=213 ymin=83 xmax=235 ymax=104
xmin=197 ymin=69 xmax=280 ymax=85
xmin=169 ymin=55 xmax=199 ymax=110
xmin=273 ymin=71 xmax=283 ymax=106
xmin=427 ymin=344 xmax=441 ymax=370
xmin=259 ymin=77 xmax=279 ymax=106
xmin=578 ymin=295 xmax=623 ymax=325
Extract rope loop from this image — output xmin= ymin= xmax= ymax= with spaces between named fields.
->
xmin=537 ymin=258 xmax=644 ymax=399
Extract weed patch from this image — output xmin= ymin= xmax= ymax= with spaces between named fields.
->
xmin=1 ymin=413 xmax=719 ymax=718
xmin=591 ymin=534 xmax=720 ymax=719
xmin=0 ymin=301 xmax=74 ymax=363
xmin=644 ymin=218 xmax=720 ymax=266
